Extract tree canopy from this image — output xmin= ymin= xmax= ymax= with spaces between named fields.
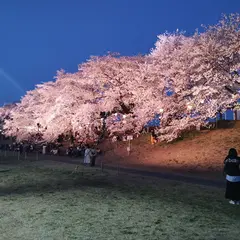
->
xmin=1 ymin=14 xmax=240 ymax=143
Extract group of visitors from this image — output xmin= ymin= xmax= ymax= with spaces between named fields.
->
xmin=224 ymin=148 xmax=240 ymax=205
xmin=66 ymin=145 xmax=85 ymax=157
xmin=83 ymin=144 xmax=101 ymax=167
xmin=1 ymin=141 xmax=101 ymax=167
xmin=48 ymin=143 xmax=101 ymax=167
xmin=0 ymin=143 xmax=34 ymax=154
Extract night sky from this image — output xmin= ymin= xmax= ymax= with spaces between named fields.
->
xmin=0 ymin=0 xmax=239 ymax=105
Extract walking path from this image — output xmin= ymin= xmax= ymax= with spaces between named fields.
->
xmin=0 ymin=151 xmax=225 ymax=188
xmin=47 ymin=157 xmax=225 ymax=188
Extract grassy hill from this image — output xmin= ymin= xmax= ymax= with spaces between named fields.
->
xmin=99 ymin=121 xmax=240 ymax=179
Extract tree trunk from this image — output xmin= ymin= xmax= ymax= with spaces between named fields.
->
xmin=234 ymin=110 xmax=238 ymax=120
xmin=218 ymin=111 xmax=223 ymax=120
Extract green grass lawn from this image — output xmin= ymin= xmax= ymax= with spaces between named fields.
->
xmin=0 ymin=161 xmax=240 ymax=240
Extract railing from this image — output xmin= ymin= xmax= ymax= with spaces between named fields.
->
xmin=0 ymin=150 xmax=74 ymax=162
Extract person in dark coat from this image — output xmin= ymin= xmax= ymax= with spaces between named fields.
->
xmin=89 ymin=146 xmax=99 ymax=167
xmin=224 ymin=148 xmax=240 ymax=205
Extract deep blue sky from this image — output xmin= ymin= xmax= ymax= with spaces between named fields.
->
xmin=0 ymin=0 xmax=239 ymax=105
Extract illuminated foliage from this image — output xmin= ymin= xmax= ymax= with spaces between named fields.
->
xmin=1 ymin=14 xmax=240 ymax=142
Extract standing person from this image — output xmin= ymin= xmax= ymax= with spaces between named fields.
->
xmin=83 ymin=144 xmax=91 ymax=165
xmin=150 ymin=130 xmax=158 ymax=145
xmin=42 ymin=145 xmax=47 ymax=155
xmin=89 ymin=147 xmax=98 ymax=167
xmin=224 ymin=148 xmax=240 ymax=205
xmin=19 ymin=143 xmax=23 ymax=155
xmin=30 ymin=144 xmax=34 ymax=152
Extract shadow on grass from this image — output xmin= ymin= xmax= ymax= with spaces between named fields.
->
xmin=0 ymin=168 xmax=114 ymax=197
xmin=0 ymin=152 xmax=225 ymax=184
xmin=1 ymin=166 xmax=240 ymax=221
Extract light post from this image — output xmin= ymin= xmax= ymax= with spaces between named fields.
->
xmin=159 ymin=108 xmax=164 ymax=128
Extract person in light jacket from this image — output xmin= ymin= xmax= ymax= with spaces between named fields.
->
xmin=83 ymin=145 xmax=91 ymax=165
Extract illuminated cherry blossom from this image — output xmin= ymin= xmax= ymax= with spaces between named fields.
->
xmin=1 ymin=14 xmax=240 ymax=143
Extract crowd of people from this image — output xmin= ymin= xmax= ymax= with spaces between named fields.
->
xmin=0 ymin=142 xmax=34 ymax=154
xmin=0 ymin=141 xmax=102 ymax=167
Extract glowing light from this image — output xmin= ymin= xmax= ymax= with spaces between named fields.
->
xmin=187 ymin=105 xmax=193 ymax=110
xmin=101 ymin=118 xmax=104 ymax=121
xmin=200 ymin=99 xmax=204 ymax=104
xmin=159 ymin=108 xmax=164 ymax=113
xmin=123 ymin=115 xmax=126 ymax=119
xmin=114 ymin=113 xmax=118 ymax=116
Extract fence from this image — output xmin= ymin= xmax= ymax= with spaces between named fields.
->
xmin=0 ymin=150 xmax=79 ymax=162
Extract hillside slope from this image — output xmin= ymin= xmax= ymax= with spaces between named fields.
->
xmin=98 ymin=121 xmax=240 ymax=179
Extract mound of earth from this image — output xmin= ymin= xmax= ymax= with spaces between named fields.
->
xmin=98 ymin=121 xmax=240 ymax=180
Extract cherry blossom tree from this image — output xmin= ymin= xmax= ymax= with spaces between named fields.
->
xmin=3 ymin=55 xmax=164 ymax=143
xmin=0 ymin=103 xmax=18 ymax=142
xmin=2 ymin=14 xmax=240 ymax=144
xmin=149 ymin=14 xmax=240 ymax=141
xmin=80 ymin=54 xmax=167 ymax=138
xmin=3 ymin=71 xmax=101 ymax=143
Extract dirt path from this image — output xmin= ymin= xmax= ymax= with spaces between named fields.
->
xmin=0 ymin=151 xmax=225 ymax=188
xmin=46 ymin=157 xmax=225 ymax=188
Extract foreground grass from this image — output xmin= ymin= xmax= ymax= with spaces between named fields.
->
xmin=0 ymin=162 xmax=240 ymax=240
